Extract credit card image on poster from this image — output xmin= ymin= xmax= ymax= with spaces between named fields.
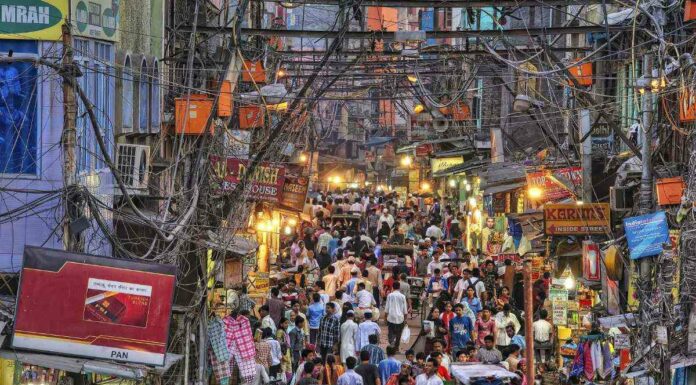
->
xmin=83 ymin=278 xmax=153 ymax=328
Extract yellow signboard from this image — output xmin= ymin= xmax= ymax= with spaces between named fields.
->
xmin=0 ymin=1 xmax=68 ymax=40
xmin=544 ymin=203 xmax=611 ymax=235
xmin=431 ymin=156 xmax=463 ymax=174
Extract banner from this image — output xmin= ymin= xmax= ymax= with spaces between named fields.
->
xmin=280 ymin=174 xmax=309 ymax=212
xmin=210 ymin=157 xmax=286 ymax=203
xmin=544 ymin=203 xmax=611 ymax=235
xmin=623 ymin=211 xmax=669 ymax=260
xmin=582 ymin=241 xmax=601 ymax=281
xmin=72 ymin=0 xmax=120 ymax=41
xmin=526 ymin=167 xmax=582 ymax=201
xmin=13 ymin=247 xmax=176 ymax=366
xmin=0 ymin=1 xmax=67 ymax=40
xmin=430 ymin=156 xmax=463 ymax=174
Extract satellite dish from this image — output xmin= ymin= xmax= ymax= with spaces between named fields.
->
xmin=433 ymin=118 xmax=449 ymax=133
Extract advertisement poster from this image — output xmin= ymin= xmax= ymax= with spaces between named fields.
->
xmin=544 ymin=203 xmax=611 ymax=235
xmin=13 ymin=247 xmax=176 ymax=366
xmin=210 ymin=157 xmax=286 ymax=203
xmin=246 ymin=271 xmax=269 ymax=298
xmin=549 ymin=288 xmax=568 ymax=302
xmin=624 ymin=211 xmax=670 ymax=260
xmin=0 ymin=1 xmax=67 ymax=40
xmin=582 ymin=241 xmax=601 ymax=281
xmin=72 ymin=0 xmax=120 ymax=42
xmin=526 ymin=167 xmax=582 ymax=201
xmin=552 ymin=301 xmax=568 ymax=326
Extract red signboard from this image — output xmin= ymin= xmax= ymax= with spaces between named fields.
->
xmin=415 ymin=144 xmax=433 ymax=157
xmin=526 ymin=167 xmax=582 ymax=201
xmin=210 ymin=157 xmax=286 ymax=202
xmin=544 ymin=203 xmax=611 ymax=235
xmin=491 ymin=253 xmax=521 ymax=264
xmin=13 ymin=247 xmax=176 ymax=366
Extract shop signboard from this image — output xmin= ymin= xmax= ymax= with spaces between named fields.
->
xmin=416 ymin=144 xmax=433 ymax=157
xmin=210 ymin=157 xmax=286 ymax=203
xmin=491 ymin=253 xmax=520 ymax=264
xmin=582 ymin=241 xmax=601 ymax=281
xmin=280 ymin=170 xmax=309 ymax=212
xmin=526 ymin=167 xmax=582 ymax=201
xmin=624 ymin=211 xmax=670 ymax=260
xmin=614 ymin=334 xmax=630 ymax=349
xmin=247 ymin=271 xmax=269 ymax=298
xmin=544 ymin=203 xmax=610 ymax=235
xmin=13 ymin=247 xmax=176 ymax=366
xmin=549 ymin=288 xmax=568 ymax=302
xmin=430 ymin=156 xmax=463 ymax=174
xmin=0 ymin=1 xmax=67 ymax=40
xmin=552 ymin=301 xmax=568 ymax=326
xmin=72 ymin=0 xmax=120 ymax=42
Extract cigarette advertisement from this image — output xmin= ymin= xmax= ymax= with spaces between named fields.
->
xmin=13 ymin=247 xmax=176 ymax=366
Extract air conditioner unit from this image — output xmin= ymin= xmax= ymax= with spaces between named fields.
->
xmin=116 ymin=144 xmax=150 ymax=191
xmin=610 ymin=186 xmax=633 ymax=211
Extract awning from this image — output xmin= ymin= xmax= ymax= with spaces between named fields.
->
xmin=206 ymin=230 xmax=258 ymax=256
xmin=363 ymin=136 xmax=394 ymax=147
xmin=481 ymin=182 xmax=526 ymax=195
xmin=0 ymin=350 xmax=183 ymax=379
xmin=396 ymin=144 xmax=417 ymax=154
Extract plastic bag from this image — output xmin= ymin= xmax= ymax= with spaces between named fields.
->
xmin=401 ymin=325 xmax=411 ymax=344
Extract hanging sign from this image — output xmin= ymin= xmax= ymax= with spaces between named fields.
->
xmin=544 ymin=203 xmax=611 ymax=235
xmin=552 ymin=302 xmax=568 ymax=326
xmin=582 ymin=241 xmax=601 ymax=281
xmin=72 ymin=0 xmax=120 ymax=41
xmin=280 ymin=174 xmax=310 ymax=212
xmin=549 ymin=288 xmax=569 ymax=302
xmin=526 ymin=167 xmax=582 ymax=201
xmin=13 ymin=247 xmax=176 ymax=366
xmin=210 ymin=157 xmax=286 ymax=203
xmin=430 ymin=156 xmax=463 ymax=174
xmin=0 ymin=0 xmax=68 ymax=40
xmin=623 ymin=211 xmax=670 ymax=260
xmin=614 ymin=334 xmax=631 ymax=349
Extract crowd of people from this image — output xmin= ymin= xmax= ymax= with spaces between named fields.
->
xmin=221 ymin=190 xmax=559 ymax=385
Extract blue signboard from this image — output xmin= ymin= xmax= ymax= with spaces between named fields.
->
xmin=623 ymin=211 xmax=670 ymax=260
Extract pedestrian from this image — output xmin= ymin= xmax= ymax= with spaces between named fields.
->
xmin=385 ymin=363 xmax=415 ymax=385
xmin=505 ymin=344 xmax=522 ymax=371
xmin=355 ymin=350 xmax=382 ymax=385
xmin=533 ymin=309 xmax=554 ymax=363
xmin=308 ymin=293 xmax=326 ymax=345
xmin=475 ymin=335 xmax=502 ymax=364
xmin=365 ymin=258 xmax=383 ymax=308
xmin=260 ymin=305 xmax=276 ymax=334
xmin=357 ymin=312 xmax=380 ymax=350
xmin=277 ymin=317 xmax=294 ymax=382
xmin=414 ymin=358 xmax=443 ymax=385
xmin=506 ymin=324 xmax=526 ymax=355
xmin=323 ymin=354 xmax=346 ymax=385
xmin=268 ymin=287 xmax=286 ymax=328
xmin=317 ymin=303 xmax=341 ymax=364
xmin=297 ymin=361 xmax=319 ymax=385
xmin=340 ymin=310 xmax=359 ymax=363
xmin=361 ymin=334 xmax=385 ymax=366
xmin=324 ymin=265 xmax=340 ymax=299
xmin=474 ymin=307 xmax=497 ymax=347
xmin=378 ymin=346 xmax=402 ymax=385
xmin=337 ymin=357 xmax=364 ymax=385
xmin=449 ymin=304 xmax=474 ymax=354
xmin=384 ymin=281 xmax=408 ymax=351
xmin=494 ymin=304 xmax=521 ymax=351
xmin=291 ymin=350 xmax=318 ymax=385
xmin=290 ymin=318 xmax=307 ymax=371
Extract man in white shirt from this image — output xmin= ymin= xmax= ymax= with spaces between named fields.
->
xmin=379 ymin=209 xmax=395 ymax=229
xmin=357 ymin=312 xmax=381 ymax=350
xmin=355 ymin=282 xmax=380 ymax=321
xmin=425 ymin=222 xmax=444 ymax=240
xmin=415 ymin=358 xmax=444 ymax=385
xmin=427 ymin=247 xmax=444 ymax=276
xmin=454 ymin=269 xmax=486 ymax=302
xmin=316 ymin=227 xmax=333 ymax=253
xmin=533 ymin=309 xmax=554 ymax=363
xmin=259 ymin=305 xmax=277 ymax=334
xmin=494 ymin=304 xmax=521 ymax=349
xmin=384 ymin=281 xmax=408 ymax=351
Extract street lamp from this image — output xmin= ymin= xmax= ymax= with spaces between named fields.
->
xmin=299 ymin=153 xmax=308 ymax=163
xmin=528 ymin=186 xmax=543 ymax=199
xmin=407 ymin=75 xmax=418 ymax=83
xmin=413 ymin=104 xmax=425 ymax=114
xmin=421 ymin=182 xmax=431 ymax=191
xmin=448 ymin=179 xmax=456 ymax=188
xmin=401 ymin=155 xmax=413 ymax=167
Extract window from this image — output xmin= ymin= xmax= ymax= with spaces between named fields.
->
xmin=0 ymin=41 xmax=38 ymax=175
xmin=472 ymin=78 xmax=483 ymax=130
xmin=138 ymin=59 xmax=150 ymax=133
xmin=150 ymin=60 xmax=160 ymax=132
xmin=74 ymin=39 xmax=114 ymax=172
xmin=122 ymin=55 xmax=134 ymax=131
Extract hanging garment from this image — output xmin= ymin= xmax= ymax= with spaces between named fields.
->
xmin=601 ymin=341 xmax=614 ymax=379
xmin=569 ymin=341 xmax=585 ymax=378
xmin=224 ymin=315 xmax=257 ymax=385
xmin=209 ymin=317 xmax=231 ymax=361
xmin=583 ymin=342 xmax=594 ymax=380
xmin=590 ymin=342 xmax=603 ymax=379
xmin=209 ymin=349 xmax=231 ymax=385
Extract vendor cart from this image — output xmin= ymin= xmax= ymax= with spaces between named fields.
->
xmin=450 ymin=363 xmax=519 ymax=385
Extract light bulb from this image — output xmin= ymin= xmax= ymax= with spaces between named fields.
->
xmin=528 ymin=187 xmax=543 ymax=199
xmin=448 ymin=179 xmax=456 ymax=188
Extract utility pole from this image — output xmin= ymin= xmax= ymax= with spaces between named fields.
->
xmin=639 ymin=54 xmax=654 ymax=214
xmin=579 ymin=108 xmax=592 ymax=202
xmin=61 ymin=23 xmax=78 ymax=252
xmin=524 ymin=257 xmax=535 ymax=384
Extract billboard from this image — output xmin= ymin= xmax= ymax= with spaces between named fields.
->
xmin=526 ymin=167 xmax=582 ymax=201
xmin=280 ymin=173 xmax=309 ymax=212
xmin=624 ymin=211 xmax=670 ymax=260
xmin=0 ymin=1 xmax=67 ymax=40
xmin=544 ymin=203 xmax=610 ymax=235
xmin=13 ymin=247 xmax=176 ymax=366
xmin=72 ymin=0 xmax=120 ymax=41
xmin=430 ymin=156 xmax=463 ymax=174
xmin=210 ymin=157 xmax=286 ymax=203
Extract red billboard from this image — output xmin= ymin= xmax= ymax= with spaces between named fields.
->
xmin=210 ymin=156 xmax=286 ymax=202
xmin=526 ymin=166 xmax=582 ymax=201
xmin=13 ymin=247 xmax=176 ymax=366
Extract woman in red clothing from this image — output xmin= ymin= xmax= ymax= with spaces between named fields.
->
xmin=474 ymin=307 xmax=497 ymax=347
xmin=439 ymin=302 xmax=455 ymax=352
